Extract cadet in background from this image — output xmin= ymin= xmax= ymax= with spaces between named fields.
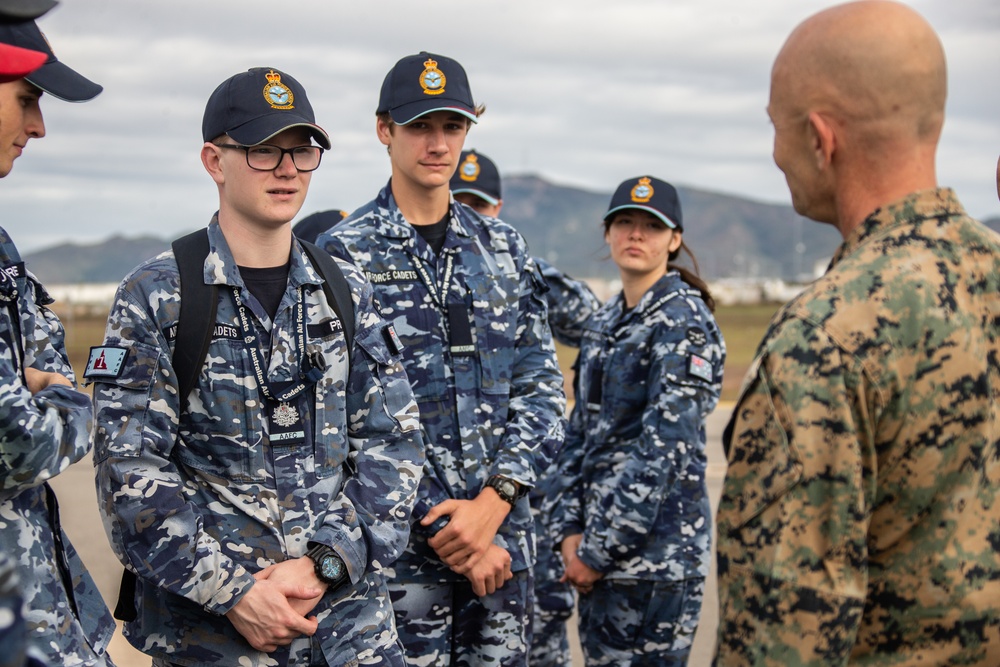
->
xmin=547 ymin=175 xmax=723 ymax=666
xmin=450 ymin=147 xmax=599 ymax=667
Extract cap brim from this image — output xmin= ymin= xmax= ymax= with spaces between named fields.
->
xmin=227 ymin=115 xmax=332 ymax=151
xmin=0 ymin=42 xmax=45 ymax=81
xmin=452 ymin=187 xmax=499 ymax=207
xmin=0 ymin=0 xmax=57 ymax=20
xmin=604 ymin=204 xmax=679 ymax=230
xmin=25 ymin=59 xmax=101 ymax=102
xmin=390 ymin=99 xmax=478 ymax=126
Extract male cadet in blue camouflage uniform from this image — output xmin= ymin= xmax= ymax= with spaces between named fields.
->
xmin=0 ymin=14 xmax=115 ymax=667
xmin=715 ymin=2 xmax=1000 ymax=665
xmin=449 ymin=148 xmax=599 ymax=667
xmin=318 ymin=53 xmax=566 ymax=666
xmin=88 ymin=67 xmax=424 ymax=667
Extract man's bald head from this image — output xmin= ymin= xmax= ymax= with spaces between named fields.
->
xmin=768 ymin=1 xmax=947 ymax=232
xmin=773 ymin=1 xmax=946 ymax=145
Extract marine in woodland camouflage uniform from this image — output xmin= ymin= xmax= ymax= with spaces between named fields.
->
xmin=548 ymin=177 xmax=724 ymax=666
xmin=319 ymin=54 xmax=565 ymax=666
xmin=0 ymin=16 xmax=114 ymax=667
xmin=89 ymin=68 xmax=424 ymax=666
xmin=715 ymin=3 xmax=1000 ymax=665
xmin=450 ymin=148 xmax=600 ymax=667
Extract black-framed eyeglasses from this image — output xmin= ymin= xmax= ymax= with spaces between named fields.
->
xmin=216 ymin=143 xmax=324 ymax=172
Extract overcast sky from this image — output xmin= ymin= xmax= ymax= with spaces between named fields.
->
xmin=1 ymin=0 xmax=997 ymax=255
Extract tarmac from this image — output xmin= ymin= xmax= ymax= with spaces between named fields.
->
xmin=48 ymin=404 xmax=732 ymax=666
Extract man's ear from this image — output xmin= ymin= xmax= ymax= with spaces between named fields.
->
xmin=376 ymin=117 xmax=393 ymax=148
xmin=201 ymin=142 xmax=225 ymax=185
xmin=807 ymin=111 xmax=836 ymax=171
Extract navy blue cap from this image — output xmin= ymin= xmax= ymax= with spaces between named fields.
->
xmin=203 ymin=67 xmax=331 ymax=150
xmin=605 ymin=176 xmax=683 ymax=231
xmin=377 ymin=51 xmax=477 ymax=126
xmin=450 ymin=149 xmax=501 ymax=205
xmin=0 ymin=20 xmax=101 ymax=101
xmin=292 ymin=208 xmax=347 ymax=244
xmin=0 ymin=0 xmax=56 ymax=21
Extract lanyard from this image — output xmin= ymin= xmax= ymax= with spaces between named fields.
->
xmin=231 ymin=285 xmax=322 ymax=403
xmin=410 ymin=250 xmax=456 ymax=312
xmin=410 ymin=250 xmax=476 ymax=356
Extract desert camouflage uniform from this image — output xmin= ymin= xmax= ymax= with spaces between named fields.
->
xmin=715 ymin=188 xmax=1000 ymax=666
xmin=548 ymin=271 xmax=724 ymax=665
xmin=318 ymin=184 xmax=566 ymax=666
xmin=89 ymin=219 xmax=425 ymax=667
xmin=0 ymin=227 xmax=116 ymax=667
xmin=528 ymin=257 xmax=600 ymax=667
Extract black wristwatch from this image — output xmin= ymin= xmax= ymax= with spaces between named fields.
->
xmin=485 ymin=475 xmax=522 ymax=507
xmin=305 ymin=543 xmax=348 ymax=589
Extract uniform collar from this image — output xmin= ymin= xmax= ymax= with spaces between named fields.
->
xmin=828 ymin=187 xmax=965 ymax=272
xmin=204 ymin=215 xmax=319 ymax=291
xmin=374 ymin=181 xmax=476 ymax=242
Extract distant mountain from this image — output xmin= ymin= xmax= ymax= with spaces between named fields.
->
xmin=502 ymin=175 xmax=841 ymax=281
xmin=25 ymin=234 xmax=170 ymax=285
xmin=22 ymin=178 xmax=998 ymax=285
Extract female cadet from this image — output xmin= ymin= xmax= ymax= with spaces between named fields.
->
xmin=547 ymin=175 xmax=724 ymax=665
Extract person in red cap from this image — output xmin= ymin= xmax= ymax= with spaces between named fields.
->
xmin=0 ymin=10 xmax=114 ymax=667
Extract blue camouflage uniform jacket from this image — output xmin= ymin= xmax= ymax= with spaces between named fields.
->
xmin=548 ymin=271 xmax=724 ymax=580
xmin=318 ymin=184 xmax=566 ymax=578
xmin=89 ymin=220 xmax=424 ymax=666
xmin=0 ymin=226 xmax=115 ymax=667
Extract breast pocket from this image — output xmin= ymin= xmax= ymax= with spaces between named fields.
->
xmin=174 ymin=337 xmax=267 ymax=482
xmin=312 ymin=321 xmax=350 ymax=478
xmin=464 ymin=274 xmax=518 ymax=397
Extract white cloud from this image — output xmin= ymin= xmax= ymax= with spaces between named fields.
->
xmin=1 ymin=0 xmax=997 ymax=254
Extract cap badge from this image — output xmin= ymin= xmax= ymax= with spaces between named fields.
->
xmin=420 ymin=58 xmax=446 ymax=96
xmin=631 ymin=177 xmax=654 ymax=203
xmin=263 ymin=70 xmax=295 ymax=110
xmin=459 ymin=153 xmax=480 ymax=182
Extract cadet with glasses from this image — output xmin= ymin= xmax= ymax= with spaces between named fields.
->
xmin=89 ymin=66 xmax=424 ymax=667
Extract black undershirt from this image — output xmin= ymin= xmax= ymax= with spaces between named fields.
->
xmin=239 ymin=263 xmax=291 ymax=321
xmin=413 ymin=211 xmax=450 ymax=254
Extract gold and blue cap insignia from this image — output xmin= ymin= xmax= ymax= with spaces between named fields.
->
xmin=604 ymin=175 xmax=683 ymax=231
xmin=203 ymin=66 xmax=331 ymax=150
xmin=377 ymin=51 xmax=477 ymax=126
xmin=450 ymin=149 xmax=501 ymax=206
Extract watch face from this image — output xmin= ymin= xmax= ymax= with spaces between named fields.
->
xmin=321 ymin=555 xmax=343 ymax=581
xmin=500 ymin=480 xmax=517 ymax=498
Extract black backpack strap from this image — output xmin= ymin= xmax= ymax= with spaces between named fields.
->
xmin=171 ymin=228 xmax=219 ymax=412
xmin=301 ymin=240 xmax=355 ymax=363
xmin=116 ymin=227 xmax=220 ymax=623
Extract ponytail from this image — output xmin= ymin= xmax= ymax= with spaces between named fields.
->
xmin=670 ymin=242 xmax=716 ymax=313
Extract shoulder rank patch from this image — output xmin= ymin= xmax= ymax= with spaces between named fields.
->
xmin=383 ymin=323 xmax=404 ymax=355
xmin=84 ymin=345 xmax=129 ymax=379
xmin=687 ymin=353 xmax=713 ymax=382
